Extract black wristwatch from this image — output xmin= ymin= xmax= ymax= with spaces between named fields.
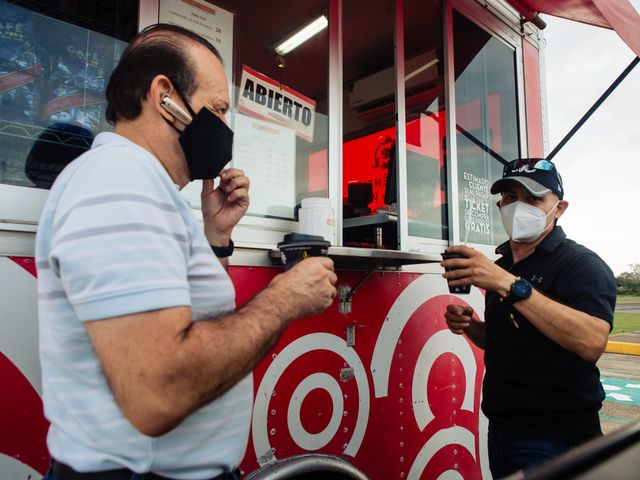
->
xmin=501 ymin=277 xmax=532 ymax=306
xmin=210 ymin=239 xmax=234 ymax=258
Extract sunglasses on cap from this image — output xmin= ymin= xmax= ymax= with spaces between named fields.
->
xmin=505 ymin=158 xmax=562 ymax=183
xmin=504 ymin=158 xmax=555 ymax=174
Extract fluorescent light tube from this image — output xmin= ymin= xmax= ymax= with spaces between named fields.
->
xmin=275 ymin=15 xmax=328 ymax=55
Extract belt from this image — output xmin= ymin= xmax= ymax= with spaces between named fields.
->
xmin=51 ymin=459 xmax=241 ymax=480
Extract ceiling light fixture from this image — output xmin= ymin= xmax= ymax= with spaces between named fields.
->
xmin=275 ymin=15 xmax=328 ymax=56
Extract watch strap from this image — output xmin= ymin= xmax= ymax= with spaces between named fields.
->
xmin=501 ymin=276 xmax=533 ymax=306
xmin=500 ymin=276 xmax=521 ymax=305
xmin=211 ymin=239 xmax=234 ymax=258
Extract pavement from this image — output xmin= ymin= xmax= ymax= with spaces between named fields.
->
xmin=598 ymin=352 xmax=640 ymax=435
xmin=614 ymin=303 xmax=640 ymax=314
xmin=599 ymin=303 xmax=640 ymax=433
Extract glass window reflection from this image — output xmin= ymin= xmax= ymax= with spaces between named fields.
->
xmin=0 ymin=0 xmax=128 ymax=189
xmin=453 ymin=10 xmax=520 ymax=245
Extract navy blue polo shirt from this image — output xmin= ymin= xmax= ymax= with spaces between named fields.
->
xmin=482 ymin=226 xmax=616 ymax=443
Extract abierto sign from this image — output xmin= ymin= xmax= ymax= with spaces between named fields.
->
xmin=238 ymin=65 xmax=316 ymax=142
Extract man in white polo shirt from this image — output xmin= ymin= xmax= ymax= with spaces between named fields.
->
xmin=37 ymin=24 xmax=337 ymax=480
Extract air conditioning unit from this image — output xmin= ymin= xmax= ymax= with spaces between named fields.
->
xmin=349 ymin=50 xmax=441 ymax=120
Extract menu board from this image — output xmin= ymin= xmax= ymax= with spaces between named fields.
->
xmin=232 ymin=113 xmax=296 ymax=219
xmin=158 ymin=0 xmax=234 ymax=85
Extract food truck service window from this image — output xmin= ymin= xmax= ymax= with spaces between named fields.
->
xmin=341 ymin=0 xmax=397 ymax=250
xmin=452 ymin=9 xmax=520 ymax=247
xmin=403 ymin=0 xmax=447 ymax=248
xmin=179 ymin=0 xmax=330 ymax=247
xmin=341 ymin=0 xmax=447 ymax=253
xmin=0 ymin=0 xmax=135 ymax=191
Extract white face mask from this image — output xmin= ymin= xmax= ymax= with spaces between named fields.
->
xmin=500 ymin=200 xmax=559 ymax=243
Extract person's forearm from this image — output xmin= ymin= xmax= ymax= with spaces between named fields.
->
xmin=99 ymin=259 xmax=335 ymax=436
xmin=513 ymin=289 xmax=609 ymax=362
xmin=136 ymin=286 xmax=296 ymax=436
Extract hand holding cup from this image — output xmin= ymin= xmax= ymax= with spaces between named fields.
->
xmin=441 ymin=250 xmax=471 ymax=294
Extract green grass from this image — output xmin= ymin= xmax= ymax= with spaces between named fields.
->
xmin=611 ymin=312 xmax=640 ymax=335
xmin=616 ymin=295 xmax=640 ymax=304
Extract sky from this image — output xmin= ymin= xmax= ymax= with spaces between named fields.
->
xmin=541 ymin=2 xmax=640 ymax=276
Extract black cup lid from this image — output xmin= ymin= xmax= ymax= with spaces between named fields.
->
xmin=441 ymin=250 xmax=467 ymax=260
xmin=278 ymin=233 xmax=330 ymax=249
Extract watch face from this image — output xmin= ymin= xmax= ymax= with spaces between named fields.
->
xmin=513 ymin=279 xmax=532 ymax=298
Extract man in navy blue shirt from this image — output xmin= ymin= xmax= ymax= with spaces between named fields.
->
xmin=442 ymin=158 xmax=616 ymax=478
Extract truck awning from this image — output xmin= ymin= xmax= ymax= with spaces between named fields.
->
xmin=506 ymin=0 xmax=640 ymax=57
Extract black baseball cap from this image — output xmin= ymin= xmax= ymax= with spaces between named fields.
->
xmin=491 ymin=158 xmax=564 ymax=199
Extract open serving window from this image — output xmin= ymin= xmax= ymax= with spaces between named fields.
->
xmin=341 ymin=0 xmax=447 ymax=256
xmin=338 ymin=0 xmax=526 ymax=262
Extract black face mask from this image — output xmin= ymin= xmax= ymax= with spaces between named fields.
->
xmin=164 ymin=93 xmax=234 ymax=180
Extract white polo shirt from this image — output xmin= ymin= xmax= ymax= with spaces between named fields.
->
xmin=36 ymin=132 xmax=252 ymax=479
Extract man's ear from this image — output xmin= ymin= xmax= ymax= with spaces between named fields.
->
xmin=555 ymin=200 xmax=569 ymax=218
xmin=147 ymin=75 xmax=175 ymax=121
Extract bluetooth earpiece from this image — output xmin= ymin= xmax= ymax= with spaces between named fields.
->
xmin=160 ymin=93 xmax=193 ymax=125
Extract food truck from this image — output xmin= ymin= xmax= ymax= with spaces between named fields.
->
xmin=1 ymin=0 xmax=639 ymax=478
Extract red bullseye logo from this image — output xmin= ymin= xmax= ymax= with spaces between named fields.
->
xmin=251 ymin=333 xmax=370 ymax=465
xmin=246 ymin=273 xmax=488 ymax=479
xmin=370 ymin=275 xmax=487 ymax=479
